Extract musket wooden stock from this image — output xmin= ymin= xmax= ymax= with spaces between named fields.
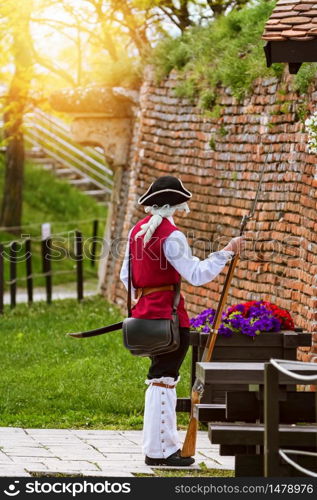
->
xmin=181 ymin=387 xmax=200 ymax=457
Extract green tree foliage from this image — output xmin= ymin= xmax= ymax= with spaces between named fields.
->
xmin=31 ymin=1 xmax=251 ymax=69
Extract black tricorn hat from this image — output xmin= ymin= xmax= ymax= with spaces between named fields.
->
xmin=138 ymin=175 xmax=192 ymax=206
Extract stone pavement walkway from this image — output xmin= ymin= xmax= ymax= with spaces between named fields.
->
xmin=0 ymin=428 xmax=234 ymax=477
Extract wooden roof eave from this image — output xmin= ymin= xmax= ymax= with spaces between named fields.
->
xmin=264 ymin=38 xmax=317 ymax=74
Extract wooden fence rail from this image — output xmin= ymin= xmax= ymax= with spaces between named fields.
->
xmin=75 ymin=230 xmax=84 ymax=301
xmin=0 ymin=223 xmax=101 ymax=313
xmin=9 ymin=241 xmax=17 ymax=309
xmin=25 ymin=238 xmax=33 ymax=304
xmin=0 ymin=243 xmax=3 ymax=314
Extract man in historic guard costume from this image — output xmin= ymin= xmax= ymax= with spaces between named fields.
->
xmin=120 ymin=175 xmax=244 ymax=467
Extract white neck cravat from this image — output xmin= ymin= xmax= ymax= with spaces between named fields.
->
xmin=134 ymin=202 xmax=190 ymax=246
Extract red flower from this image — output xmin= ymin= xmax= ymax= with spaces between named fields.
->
xmin=263 ymin=302 xmax=294 ymax=330
xmin=226 ymin=301 xmax=294 ymax=330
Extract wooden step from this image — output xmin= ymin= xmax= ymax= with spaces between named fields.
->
xmin=42 ymin=164 xmax=56 ymax=171
xmin=55 ymin=168 xmax=78 ymax=179
xmin=209 ymin=423 xmax=317 ymax=447
xmin=226 ymin=391 xmax=317 ymax=423
xmin=26 ymin=148 xmax=46 ymax=158
xmin=28 ymin=157 xmax=52 ymax=164
xmin=69 ymin=178 xmax=93 ymax=189
xmin=176 ymin=399 xmax=226 ymax=421
xmin=197 ymin=361 xmax=317 ymax=385
xmin=235 ymin=453 xmax=317 ymax=477
xmin=176 ymin=398 xmax=191 ymax=412
xmin=193 ymin=403 xmax=226 ymax=421
xmin=221 ymin=443 xmax=317 ymax=457
xmin=69 ymin=178 xmax=91 ymax=185
xmin=220 ymin=444 xmax=257 ymax=456
xmin=84 ymin=189 xmax=108 ymax=200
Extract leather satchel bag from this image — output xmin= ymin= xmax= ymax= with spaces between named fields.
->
xmin=122 ymin=248 xmax=181 ymax=357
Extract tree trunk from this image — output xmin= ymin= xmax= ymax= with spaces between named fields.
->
xmin=0 ymin=3 xmax=33 ymax=231
xmin=0 ymin=102 xmax=25 ymax=232
xmin=177 ymin=0 xmax=192 ymax=31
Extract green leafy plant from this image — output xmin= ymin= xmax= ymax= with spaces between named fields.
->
xmin=209 ymin=135 xmax=216 ymax=151
xmin=295 ymin=102 xmax=309 ymax=123
xmin=198 ymin=89 xmax=216 ymax=110
xmin=152 ymin=1 xmax=287 ymax=104
xmin=293 ymin=63 xmax=317 ymax=95
xmin=219 ymin=125 xmax=228 ymax=137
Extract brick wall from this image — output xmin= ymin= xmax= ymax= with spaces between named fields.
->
xmin=103 ymin=70 xmax=317 ymax=362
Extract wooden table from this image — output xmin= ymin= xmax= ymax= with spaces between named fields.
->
xmin=188 ymin=330 xmax=312 ymax=406
xmin=196 ymin=361 xmax=317 ymax=385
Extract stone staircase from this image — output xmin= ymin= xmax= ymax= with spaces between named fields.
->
xmin=23 ymin=109 xmax=113 ymax=205
xmin=26 ymin=148 xmax=108 ymax=204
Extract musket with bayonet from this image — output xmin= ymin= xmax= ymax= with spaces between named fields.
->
xmin=181 ymin=161 xmax=266 ymax=458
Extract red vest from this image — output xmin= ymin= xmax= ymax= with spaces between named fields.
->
xmin=129 ymin=215 xmax=190 ymax=327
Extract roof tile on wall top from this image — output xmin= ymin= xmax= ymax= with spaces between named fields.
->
xmin=262 ymin=0 xmax=317 ymax=40
xmin=293 ymin=3 xmax=316 ymax=9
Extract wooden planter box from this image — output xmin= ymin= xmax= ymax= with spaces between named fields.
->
xmin=177 ymin=329 xmax=312 ymax=411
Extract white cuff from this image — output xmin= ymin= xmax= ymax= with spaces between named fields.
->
xmin=208 ymin=250 xmax=234 ymax=261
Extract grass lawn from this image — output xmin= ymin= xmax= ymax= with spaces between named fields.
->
xmin=140 ymin=467 xmax=234 ymax=477
xmin=0 ymin=157 xmax=107 ymax=290
xmin=0 ymin=296 xmax=193 ymax=430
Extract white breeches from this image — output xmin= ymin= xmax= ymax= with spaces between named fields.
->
xmin=142 ymin=376 xmax=180 ymax=458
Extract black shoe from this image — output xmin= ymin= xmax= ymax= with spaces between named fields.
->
xmin=145 ymin=450 xmax=195 ymax=467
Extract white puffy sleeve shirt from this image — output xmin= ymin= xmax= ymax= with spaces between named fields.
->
xmin=120 ymin=219 xmax=233 ymax=293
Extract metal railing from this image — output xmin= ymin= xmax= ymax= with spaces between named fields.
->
xmin=1 ymin=109 xmax=113 ymax=194
xmin=24 ymin=109 xmax=113 ymax=194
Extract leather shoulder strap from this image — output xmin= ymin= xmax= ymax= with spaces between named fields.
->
xmin=127 ymin=243 xmax=132 ymax=317
xmin=172 ymin=280 xmax=181 ymax=313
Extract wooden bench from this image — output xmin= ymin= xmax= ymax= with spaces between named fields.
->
xmin=178 ymin=389 xmax=316 ymax=429
xmin=177 ymin=330 xmax=312 ymax=411
xmin=226 ymin=391 xmax=316 ymax=423
xmin=198 ymin=361 xmax=317 ymax=476
xmin=234 ymin=454 xmax=317 ymax=477
xmin=209 ymin=423 xmax=317 ymax=447
xmin=209 ymin=414 xmax=317 ymax=477
xmin=196 ymin=361 xmax=317 ymax=385
xmin=216 ymin=391 xmax=317 ymax=456
xmin=264 ymin=361 xmax=317 ymax=477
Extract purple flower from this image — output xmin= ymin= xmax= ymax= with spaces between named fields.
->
xmin=218 ymin=325 xmax=233 ymax=337
xmin=190 ymin=300 xmax=283 ymax=338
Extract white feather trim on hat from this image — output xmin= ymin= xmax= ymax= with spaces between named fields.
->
xmin=134 ymin=202 xmax=190 ymax=246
